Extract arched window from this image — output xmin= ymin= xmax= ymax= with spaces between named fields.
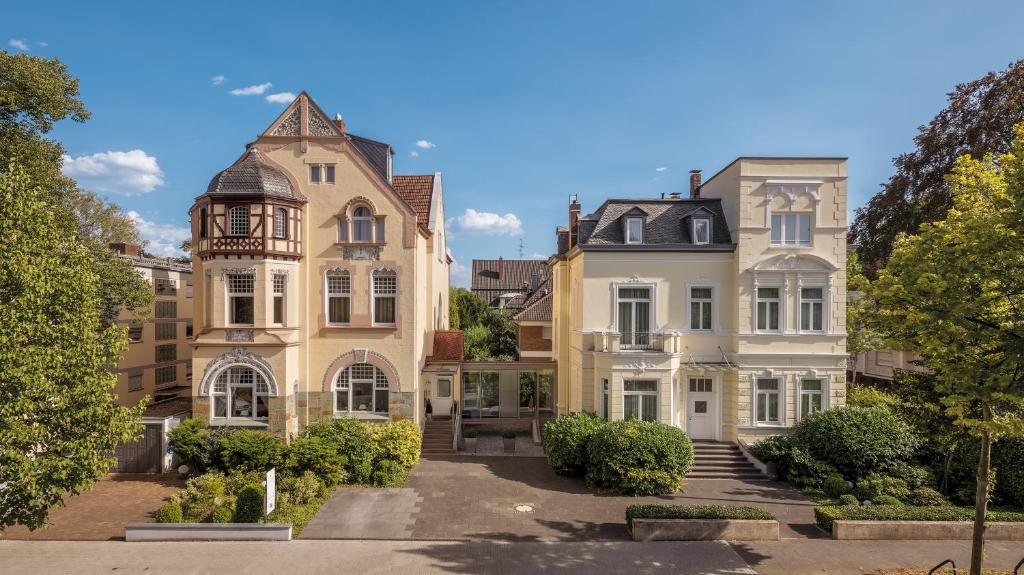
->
xmin=211 ymin=366 xmax=269 ymax=420
xmin=274 ymin=207 xmax=288 ymax=238
xmin=334 ymin=363 xmax=389 ymax=414
xmin=229 ymin=206 xmax=249 ymax=236
xmin=352 ymin=206 xmax=373 ymax=242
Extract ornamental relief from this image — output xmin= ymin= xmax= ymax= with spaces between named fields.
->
xmin=342 ymin=246 xmax=382 ymax=261
xmin=199 ymin=347 xmax=279 ymax=395
xmin=220 ymin=267 xmax=256 ymax=279
xmin=308 ymin=110 xmax=338 ymax=137
xmin=271 ymin=108 xmax=300 ymax=136
xmin=225 ymin=329 xmax=254 ymax=343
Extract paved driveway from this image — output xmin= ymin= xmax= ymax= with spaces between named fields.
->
xmin=302 ymin=455 xmax=819 ymax=541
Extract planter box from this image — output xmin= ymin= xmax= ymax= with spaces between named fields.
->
xmin=503 ymin=437 xmax=516 ymax=452
xmin=463 ymin=437 xmax=477 ymax=453
xmin=630 ymin=518 xmax=780 ymax=541
xmin=125 ymin=523 xmax=292 ymax=542
xmin=832 ymin=520 xmax=1024 ymax=541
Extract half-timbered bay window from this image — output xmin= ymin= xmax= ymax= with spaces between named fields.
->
xmin=799 ymin=287 xmax=824 ymax=332
xmin=755 ymin=378 xmax=781 ymax=424
xmin=334 ymin=363 xmax=389 ymax=414
xmin=756 ymin=287 xmax=780 ymax=332
xmin=228 ymin=206 xmax=249 ymax=236
xmin=617 ymin=286 xmax=651 ymax=349
xmin=326 ymin=271 xmax=351 ymax=324
xmin=211 ymin=366 xmax=269 ymax=420
xmin=272 ymin=274 xmax=286 ymax=325
xmin=226 ymin=274 xmax=254 ymax=325
xmin=372 ymin=269 xmax=397 ymax=325
xmin=624 ymin=379 xmax=658 ymax=422
xmin=690 ymin=287 xmax=713 ymax=331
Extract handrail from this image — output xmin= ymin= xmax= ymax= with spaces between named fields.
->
xmin=1014 ymin=556 xmax=1023 ymax=575
xmin=451 ymin=399 xmax=461 ymax=452
xmin=929 ymin=559 xmax=956 ymax=575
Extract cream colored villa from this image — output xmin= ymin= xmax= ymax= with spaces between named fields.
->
xmin=189 ymin=92 xmax=450 ymax=438
xmin=550 ymin=160 xmax=848 ymax=443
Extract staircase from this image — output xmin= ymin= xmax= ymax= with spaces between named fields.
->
xmin=421 ymin=416 xmax=455 ymax=455
xmin=689 ymin=441 xmax=765 ymax=480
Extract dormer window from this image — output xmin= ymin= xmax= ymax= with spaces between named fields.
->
xmin=625 ymin=217 xmax=644 ymax=244
xmin=692 ymin=217 xmax=711 ymax=245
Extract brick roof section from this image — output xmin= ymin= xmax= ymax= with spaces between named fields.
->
xmin=428 ymin=330 xmax=464 ymax=362
xmin=392 ymin=174 xmax=435 ymax=226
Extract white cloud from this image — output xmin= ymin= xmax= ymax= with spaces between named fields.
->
xmin=229 ymin=82 xmax=272 ymax=96
xmin=530 ymin=252 xmax=548 ymax=259
xmin=39 ymin=41 xmax=48 ymax=47
xmin=450 ymin=259 xmax=471 ymax=288
xmin=127 ymin=211 xmax=190 ymax=258
xmin=211 ymin=75 xmax=225 ymax=85
xmin=265 ymin=91 xmax=295 ymax=104
xmin=415 ymin=140 xmax=436 ymax=149
xmin=61 ymin=150 xmax=165 ymax=196
xmin=410 ymin=150 xmax=419 ymax=157
xmin=655 ymin=166 xmax=668 ymax=172
xmin=456 ymin=208 xmax=523 ymax=236
xmin=9 ymin=39 xmax=28 ymax=51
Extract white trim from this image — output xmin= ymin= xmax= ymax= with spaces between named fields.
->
xmin=753 ymin=283 xmax=783 ymax=334
xmin=370 ymin=268 xmax=398 ymax=326
xmin=691 ymin=216 xmax=712 ymax=245
xmin=753 ymin=373 xmax=785 ymax=427
xmin=797 ymin=283 xmax=826 ymax=334
xmin=623 ymin=378 xmax=659 ymax=422
xmin=797 ymin=373 xmax=829 ymax=421
xmin=764 ymin=180 xmax=823 ymax=228
xmin=609 ymin=280 xmax=657 ymax=333
xmin=683 ymin=374 xmax=721 ymax=441
xmin=625 ymin=216 xmax=644 ymax=244
xmin=684 ymin=277 xmax=720 ymax=333
xmin=324 ymin=269 xmax=351 ymax=326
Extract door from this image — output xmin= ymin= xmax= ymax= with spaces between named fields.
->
xmin=432 ymin=376 xmax=452 ymax=416
xmin=113 ymin=424 xmax=162 ymax=473
xmin=686 ymin=377 xmax=716 ymax=440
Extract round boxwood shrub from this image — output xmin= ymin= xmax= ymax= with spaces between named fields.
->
xmin=874 ymin=495 xmax=904 ymax=506
xmin=838 ymin=494 xmax=859 ymax=506
xmin=855 ymin=474 xmax=910 ymax=501
xmin=542 ymin=412 xmax=605 ymax=476
xmin=304 ymin=417 xmax=376 ymax=484
xmin=232 ymin=485 xmax=264 ymax=523
xmin=585 ymin=420 xmax=693 ymax=495
xmin=822 ymin=474 xmax=850 ymax=499
xmin=287 ymin=437 xmax=348 ymax=486
xmin=993 ymin=437 xmax=1024 ymax=507
xmin=154 ymin=501 xmax=183 ymax=523
xmin=792 ymin=406 xmax=917 ymax=479
xmin=210 ymin=506 xmax=234 ymax=523
xmin=908 ymin=487 xmax=949 ymax=507
xmin=219 ymin=430 xmax=287 ymax=473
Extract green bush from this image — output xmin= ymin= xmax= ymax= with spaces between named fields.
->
xmin=232 ymin=485 xmax=264 ymax=523
xmin=814 ymin=505 xmax=1024 ymax=533
xmin=210 ymin=506 xmax=234 ymax=523
xmin=822 ymin=474 xmax=851 ymax=498
xmin=846 ymin=386 xmax=900 ymax=410
xmin=908 ymin=487 xmax=949 ymax=507
xmin=792 ymin=406 xmax=917 ymax=479
xmin=542 ymin=412 xmax=605 ymax=476
xmin=218 ymin=430 xmax=286 ymax=473
xmin=855 ymin=474 xmax=910 ymax=501
xmin=370 ymin=419 xmax=422 ymax=485
xmin=888 ymin=462 xmax=933 ymax=490
xmin=287 ymin=437 xmax=348 ymax=486
xmin=279 ymin=472 xmax=328 ymax=506
xmin=463 ymin=428 xmax=478 ymax=438
xmin=304 ymin=417 xmax=376 ymax=484
xmin=750 ymin=436 xmax=836 ymax=488
xmin=838 ymin=494 xmax=859 ymax=506
xmin=173 ymin=472 xmax=229 ymax=522
xmin=993 ymin=437 xmax=1024 ymax=507
xmin=585 ymin=420 xmax=693 ymax=495
xmin=625 ymin=504 xmax=774 ymax=529
xmin=168 ymin=418 xmax=216 ymax=473
xmin=873 ymin=495 xmax=904 ymax=506
xmin=154 ymin=501 xmax=183 ymax=523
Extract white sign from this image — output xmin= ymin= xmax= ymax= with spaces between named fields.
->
xmin=265 ymin=468 xmax=276 ymax=515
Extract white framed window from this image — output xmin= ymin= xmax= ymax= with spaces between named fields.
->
xmin=692 ymin=217 xmax=711 ymax=245
xmin=690 ymin=287 xmax=713 ymax=331
xmin=211 ymin=366 xmax=270 ymax=420
xmin=625 ymin=217 xmax=644 ymax=244
xmin=799 ymin=287 xmax=824 ymax=332
xmin=799 ymin=378 xmax=825 ymax=420
xmin=334 ymin=363 xmax=389 ymax=414
xmin=326 ymin=271 xmax=351 ymax=325
xmin=601 ymin=378 xmax=609 ymax=420
xmin=617 ymin=286 xmax=652 ymax=349
xmin=771 ymin=213 xmax=812 ymax=246
xmin=353 ymin=207 xmax=374 ymax=242
xmin=624 ymin=379 xmax=657 ymax=421
xmin=274 ymin=207 xmax=288 ymax=238
xmin=755 ymin=378 xmax=781 ymax=424
xmin=226 ymin=274 xmax=254 ymax=325
xmin=228 ymin=206 xmax=249 ymax=236
xmin=272 ymin=274 xmax=286 ymax=325
xmin=689 ymin=378 xmax=713 ymax=393
xmin=756 ymin=287 xmax=781 ymax=332
xmin=372 ymin=269 xmax=398 ymax=325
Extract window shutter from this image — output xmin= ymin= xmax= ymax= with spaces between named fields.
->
xmin=339 ymin=219 xmax=349 ymax=242
xmin=375 ymin=218 xmax=386 ymax=243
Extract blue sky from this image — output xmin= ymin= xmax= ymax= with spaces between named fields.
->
xmin=6 ymin=1 xmax=1024 ymax=286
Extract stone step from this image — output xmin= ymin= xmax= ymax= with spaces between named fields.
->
xmin=422 ymin=448 xmax=455 ymax=454
xmin=693 ymin=456 xmax=748 ymax=464
xmin=689 ymin=472 xmax=768 ymax=480
xmin=692 ymin=464 xmax=756 ymax=472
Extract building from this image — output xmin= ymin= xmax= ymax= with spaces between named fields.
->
xmin=851 ymin=349 xmax=927 ymax=386
xmin=512 ymin=277 xmax=553 ymax=360
xmin=550 ymin=160 xmax=848 ymax=443
xmin=471 ymin=258 xmax=549 ymax=311
xmin=110 ymin=243 xmax=194 ymax=472
xmin=188 ymin=92 xmax=450 ymax=438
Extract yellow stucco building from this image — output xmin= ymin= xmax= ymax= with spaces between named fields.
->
xmin=551 ymin=159 xmax=847 ymax=443
xmin=189 ymin=92 xmax=450 ymax=438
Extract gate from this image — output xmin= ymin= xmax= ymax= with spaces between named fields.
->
xmin=113 ymin=424 xmax=163 ymax=473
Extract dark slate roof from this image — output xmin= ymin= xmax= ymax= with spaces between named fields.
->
xmin=513 ymin=278 xmax=552 ymax=322
xmin=349 ymin=133 xmax=391 ymax=181
xmin=471 ymin=259 xmax=550 ymax=292
xmin=205 ymin=147 xmax=298 ymax=199
xmin=576 ymin=198 xmax=734 ymax=250
xmin=392 ymin=174 xmax=434 ymax=225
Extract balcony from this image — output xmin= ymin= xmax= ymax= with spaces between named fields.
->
xmin=619 ymin=331 xmax=661 ymax=351
xmin=595 ymin=331 xmax=683 ymax=353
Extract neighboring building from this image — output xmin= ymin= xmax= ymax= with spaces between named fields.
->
xmin=550 ymin=160 xmax=848 ymax=443
xmin=851 ymin=349 xmax=927 ymax=386
xmin=471 ymin=258 xmax=549 ymax=311
xmin=512 ymin=276 xmax=553 ymax=359
xmin=189 ymin=92 xmax=450 ymax=438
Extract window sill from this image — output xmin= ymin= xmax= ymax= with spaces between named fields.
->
xmin=768 ymin=244 xmax=813 ymax=249
xmin=208 ymin=418 xmax=269 ymax=428
xmin=334 ymin=242 xmax=385 ymax=248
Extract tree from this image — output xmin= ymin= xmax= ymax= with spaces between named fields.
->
xmin=851 ymin=59 xmax=1024 ymax=273
xmin=0 ymin=163 xmax=144 ymax=530
xmin=868 ymin=124 xmax=1024 ymax=575
xmin=64 ymin=189 xmax=143 ymax=246
xmin=846 ymin=252 xmax=884 ymax=386
xmin=448 ymin=288 xmax=518 ymax=360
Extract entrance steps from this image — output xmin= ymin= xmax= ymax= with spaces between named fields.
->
xmin=421 ymin=417 xmax=455 ymax=454
xmin=689 ymin=441 xmax=766 ymax=480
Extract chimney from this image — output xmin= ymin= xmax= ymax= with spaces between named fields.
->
xmin=568 ymin=195 xmax=581 ymax=249
xmin=109 ymin=243 xmax=140 ymax=257
xmin=333 ymin=113 xmax=347 ymax=133
xmin=498 ymin=256 xmax=504 ymax=281
xmin=689 ymin=169 xmax=703 ymax=198
xmin=668 ymin=192 xmax=681 ymax=200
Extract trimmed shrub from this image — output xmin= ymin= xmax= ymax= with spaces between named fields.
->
xmin=167 ymin=418 xmax=216 ymax=473
xmin=846 ymin=386 xmax=900 ymax=410
xmin=749 ymin=435 xmax=791 ymax=466
xmin=750 ymin=436 xmax=836 ymax=488
xmin=873 ymin=495 xmax=904 ymax=506
xmin=370 ymin=420 xmax=422 ymax=479
xmin=888 ymin=462 xmax=933 ymax=490
xmin=304 ymin=417 xmax=376 ymax=484
xmin=793 ymin=406 xmax=917 ymax=479
xmin=908 ymin=487 xmax=949 ymax=507
xmin=280 ymin=472 xmax=328 ymax=506
xmin=287 ymin=437 xmax=348 ymax=486
xmin=993 ymin=437 xmax=1024 ymax=507
xmin=585 ymin=420 xmax=694 ymax=495
xmin=542 ymin=412 xmax=605 ymax=476
xmin=838 ymin=494 xmax=859 ymax=506
xmin=232 ymin=485 xmax=264 ymax=523
xmin=154 ymin=501 xmax=183 ymax=523
xmin=219 ymin=430 xmax=286 ymax=473
xmin=210 ymin=506 xmax=234 ymax=523
xmin=822 ymin=474 xmax=851 ymax=499
xmin=173 ymin=472 xmax=228 ymax=522
xmin=814 ymin=505 xmax=1024 ymax=533
xmin=626 ymin=504 xmax=774 ymax=530
xmin=855 ymin=474 xmax=910 ymax=501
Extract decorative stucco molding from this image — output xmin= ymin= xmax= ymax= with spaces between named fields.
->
xmin=342 ymin=246 xmax=381 ymax=261
xmin=220 ymin=267 xmax=257 ymax=279
xmin=751 ymin=253 xmax=838 ymax=273
xmin=321 ymin=349 xmax=401 ymax=392
xmin=199 ymin=347 xmax=279 ymax=396
xmin=225 ymin=329 xmax=254 ymax=343
xmin=270 ymin=107 xmax=300 ymax=136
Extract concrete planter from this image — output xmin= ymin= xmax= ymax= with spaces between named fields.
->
xmin=463 ymin=437 xmax=477 ymax=453
xmin=125 ymin=523 xmax=292 ymax=542
xmin=630 ymin=518 xmax=780 ymax=541
xmin=503 ymin=437 xmax=516 ymax=452
xmin=832 ymin=520 xmax=1024 ymax=541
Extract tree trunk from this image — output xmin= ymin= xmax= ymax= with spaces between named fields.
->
xmin=941 ymin=450 xmax=953 ymax=494
xmin=969 ymin=402 xmax=993 ymax=575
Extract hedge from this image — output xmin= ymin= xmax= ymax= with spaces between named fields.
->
xmin=626 ymin=505 xmax=775 ymax=529
xmin=542 ymin=412 xmax=604 ymax=476
xmin=586 ymin=420 xmax=694 ymax=495
xmin=218 ymin=430 xmax=287 ymax=473
xmin=792 ymin=406 xmax=917 ymax=479
xmin=814 ymin=505 xmax=1024 ymax=532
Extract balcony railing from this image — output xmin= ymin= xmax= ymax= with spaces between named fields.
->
xmin=619 ymin=331 xmax=663 ymax=351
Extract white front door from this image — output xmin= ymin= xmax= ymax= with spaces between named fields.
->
xmin=686 ymin=377 xmax=716 ymax=440
xmin=431 ymin=377 xmax=453 ymax=416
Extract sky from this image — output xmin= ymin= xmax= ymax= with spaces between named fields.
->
xmin=5 ymin=1 xmax=1024 ymax=286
